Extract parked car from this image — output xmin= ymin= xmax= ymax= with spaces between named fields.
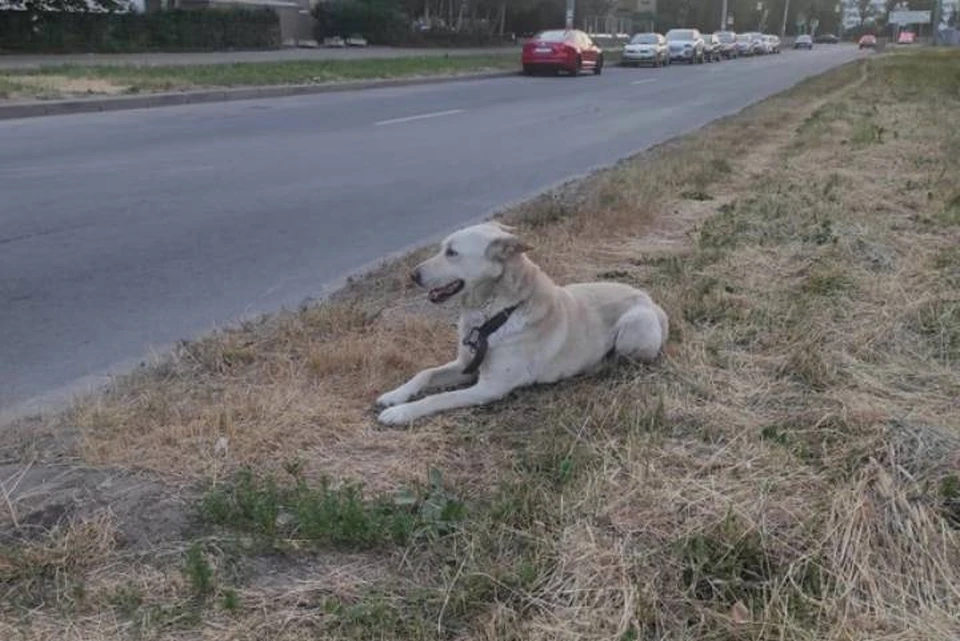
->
xmin=762 ymin=34 xmax=781 ymax=53
xmin=345 ymin=34 xmax=368 ymax=47
xmin=522 ymin=29 xmax=604 ymax=76
xmin=702 ymin=33 xmax=723 ymax=62
xmin=897 ymin=30 xmax=916 ymax=44
xmin=621 ymin=32 xmax=670 ymax=67
xmin=665 ymin=28 xmax=705 ymax=64
xmin=858 ymin=34 xmax=877 ymax=49
xmin=794 ymin=34 xmax=813 ymax=49
xmin=714 ymin=30 xmax=739 ymax=59
xmin=323 ymin=36 xmax=346 ymax=48
xmin=735 ymin=32 xmax=759 ymax=55
xmin=815 ymin=33 xmax=840 ymax=43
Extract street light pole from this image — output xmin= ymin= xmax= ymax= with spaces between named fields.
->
xmin=780 ymin=0 xmax=790 ymax=37
xmin=565 ymin=0 xmax=575 ymax=29
xmin=932 ymin=0 xmax=941 ymax=44
xmin=722 ymin=0 xmax=729 ymax=30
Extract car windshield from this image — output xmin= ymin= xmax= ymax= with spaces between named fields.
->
xmin=534 ymin=30 xmax=570 ymax=42
xmin=715 ymin=32 xmax=735 ymax=42
xmin=797 ymin=35 xmax=811 ymax=41
xmin=630 ymin=34 xmax=659 ymax=44
xmin=666 ymin=30 xmax=696 ymax=41
xmin=736 ymin=34 xmax=751 ymax=42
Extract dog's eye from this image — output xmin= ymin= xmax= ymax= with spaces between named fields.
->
xmin=445 ymin=247 xmax=458 ymax=257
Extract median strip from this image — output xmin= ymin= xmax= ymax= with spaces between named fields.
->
xmin=0 ymin=54 xmax=519 ymax=119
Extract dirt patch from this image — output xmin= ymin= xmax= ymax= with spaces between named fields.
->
xmin=3 ymin=75 xmax=128 ymax=99
xmin=0 ymin=463 xmax=188 ymax=551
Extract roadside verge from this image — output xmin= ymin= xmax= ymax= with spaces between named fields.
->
xmin=0 ymin=70 xmax=517 ymax=120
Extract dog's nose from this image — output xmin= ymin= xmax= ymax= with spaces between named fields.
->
xmin=410 ymin=268 xmax=422 ymax=286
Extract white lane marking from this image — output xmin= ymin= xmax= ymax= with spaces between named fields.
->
xmin=374 ymin=109 xmax=465 ymax=127
xmin=630 ymin=79 xmax=657 ymax=85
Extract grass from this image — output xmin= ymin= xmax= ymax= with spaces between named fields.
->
xmin=197 ymin=467 xmax=465 ymax=550
xmin=2 ymin=49 xmax=960 ymax=640
xmin=0 ymin=54 xmax=519 ymax=100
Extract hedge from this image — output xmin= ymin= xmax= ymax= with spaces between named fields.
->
xmin=312 ymin=0 xmax=514 ymax=47
xmin=0 ymin=8 xmax=281 ymax=53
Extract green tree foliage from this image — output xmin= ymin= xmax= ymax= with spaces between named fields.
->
xmin=3 ymin=0 xmax=130 ymax=12
xmin=316 ymin=0 xmax=872 ymax=39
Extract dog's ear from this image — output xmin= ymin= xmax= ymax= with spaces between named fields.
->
xmin=486 ymin=235 xmax=533 ymax=262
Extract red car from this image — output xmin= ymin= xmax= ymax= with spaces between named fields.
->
xmin=858 ymin=34 xmax=877 ymax=49
xmin=522 ymin=29 xmax=604 ymax=76
xmin=897 ymin=30 xmax=916 ymax=44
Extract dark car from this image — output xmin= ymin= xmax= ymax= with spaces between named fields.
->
xmin=794 ymin=34 xmax=813 ymax=49
xmin=702 ymin=33 xmax=723 ymax=62
xmin=522 ymin=29 xmax=604 ymax=76
xmin=815 ymin=33 xmax=840 ymax=43
xmin=714 ymin=30 xmax=739 ymax=59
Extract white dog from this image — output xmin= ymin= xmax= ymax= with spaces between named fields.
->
xmin=376 ymin=222 xmax=668 ymax=425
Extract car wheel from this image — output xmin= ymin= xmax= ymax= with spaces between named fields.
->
xmin=522 ymin=64 xmax=533 ymax=76
xmin=594 ymin=55 xmax=603 ymax=75
xmin=571 ymin=56 xmax=581 ymax=76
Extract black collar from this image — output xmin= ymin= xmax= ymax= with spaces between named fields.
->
xmin=461 ymin=304 xmax=519 ymax=375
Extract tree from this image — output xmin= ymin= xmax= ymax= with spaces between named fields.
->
xmin=3 ymin=0 xmax=130 ymax=11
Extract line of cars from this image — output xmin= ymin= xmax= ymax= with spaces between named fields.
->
xmin=522 ymin=28 xmax=786 ymax=75
xmin=618 ymin=28 xmax=782 ymax=66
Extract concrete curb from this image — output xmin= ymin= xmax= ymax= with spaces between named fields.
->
xmin=0 ymin=70 xmax=518 ymax=120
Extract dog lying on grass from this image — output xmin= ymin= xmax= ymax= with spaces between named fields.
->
xmin=376 ymin=222 xmax=668 ymax=425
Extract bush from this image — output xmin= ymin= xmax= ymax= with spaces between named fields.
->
xmin=0 ymin=8 xmax=281 ymax=53
xmin=313 ymin=0 xmax=407 ymax=44
xmin=311 ymin=0 xmax=513 ymax=47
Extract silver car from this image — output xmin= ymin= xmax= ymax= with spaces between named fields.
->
xmin=735 ymin=32 xmax=758 ymax=55
xmin=622 ymin=32 xmax=670 ymax=67
xmin=665 ymin=28 xmax=705 ymax=64
xmin=762 ymin=34 xmax=781 ymax=53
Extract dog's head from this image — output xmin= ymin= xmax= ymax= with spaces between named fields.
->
xmin=411 ymin=222 xmax=532 ymax=304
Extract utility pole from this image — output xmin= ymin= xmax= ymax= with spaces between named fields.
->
xmin=780 ymin=0 xmax=790 ymax=37
xmin=932 ymin=0 xmax=941 ymax=44
xmin=565 ymin=0 xmax=575 ymax=29
xmin=721 ymin=0 xmax=729 ymax=30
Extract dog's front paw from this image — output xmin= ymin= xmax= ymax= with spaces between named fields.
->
xmin=376 ymin=387 xmax=410 ymax=408
xmin=378 ymin=404 xmax=418 ymax=426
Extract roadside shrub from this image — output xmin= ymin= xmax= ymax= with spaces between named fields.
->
xmin=312 ymin=0 xmax=407 ymax=44
xmin=0 ymin=8 xmax=280 ymax=53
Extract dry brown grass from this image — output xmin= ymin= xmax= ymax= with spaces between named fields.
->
xmin=2 ymin=51 xmax=959 ymax=640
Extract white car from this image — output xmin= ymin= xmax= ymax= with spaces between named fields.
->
xmin=621 ymin=32 xmax=669 ymax=67
xmin=345 ymin=34 xmax=368 ymax=47
xmin=762 ymin=34 xmax=781 ymax=53
xmin=665 ymin=28 xmax=705 ymax=64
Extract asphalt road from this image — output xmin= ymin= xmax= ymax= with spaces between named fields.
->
xmin=0 ymin=45 xmax=866 ymax=420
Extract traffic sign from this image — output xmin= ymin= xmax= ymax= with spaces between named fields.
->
xmin=889 ymin=10 xmax=931 ymax=25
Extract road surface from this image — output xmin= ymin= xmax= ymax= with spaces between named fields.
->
xmin=0 ymin=46 xmax=865 ymax=420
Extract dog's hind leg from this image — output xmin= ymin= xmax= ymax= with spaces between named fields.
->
xmin=376 ymin=361 xmax=477 ymax=408
xmin=613 ymin=304 xmax=668 ymax=362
